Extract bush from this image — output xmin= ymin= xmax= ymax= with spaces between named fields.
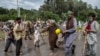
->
xmin=40 ymin=11 xmax=60 ymax=21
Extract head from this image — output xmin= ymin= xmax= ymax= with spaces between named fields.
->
xmin=15 ymin=17 xmax=21 ymax=24
xmin=67 ymin=11 xmax=74 ymax=19
xmin=35 ymin=21 xmax=39 ymax=27
xmin=8 ymin=23 xmax=13 ymax=29
xmin=88 ymin=12 xmax=96 ymax=21
xmin=46 ymin=19 xmax=55 ymax=26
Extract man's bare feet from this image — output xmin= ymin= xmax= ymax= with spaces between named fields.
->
xmin=50 ymin=52 xmax=54 ymax=56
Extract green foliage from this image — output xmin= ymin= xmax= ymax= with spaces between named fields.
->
xmin=0 ymin=7 xmax=9 ymax=15
xmin=0 ymin=8 xmax=39 ymax=21
xmin=40 ymin=11 xmax=60 ymax=21
xmin=39 ymin=0 xmax=100 ymax=22
xmin=0 ymin=0 xmax=100 ymax=23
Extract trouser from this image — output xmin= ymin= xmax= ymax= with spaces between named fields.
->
xmin=16 ymin=38 xmax=22 ymax=56
xmin=85 ymin=42 xmax=97 ymax=56
xmin=34 ymin=36 xmax=39 ymax=46
xmin=49 ymin=37 xmax=58 ymax=52
xmin=25 ymin=31 xmax=32 ymax=40
xmin=64 ymin=33 xmax=76 ymax=56
xmin=4 ymin=38 xmax=16 ymax=52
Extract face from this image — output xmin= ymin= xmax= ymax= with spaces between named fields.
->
xmin=47 ymin=21 xmax=51 ymax=26
xmin=88 ymin=16 xmax=93 ymax=21
xmin=17 ymin=20 xmax=21 ymax=23
xmin=68 ymin=14 xmax=73 ymax=19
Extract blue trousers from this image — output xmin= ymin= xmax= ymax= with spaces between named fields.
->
xmin=64 ymin=33 xmax=76 ymax=56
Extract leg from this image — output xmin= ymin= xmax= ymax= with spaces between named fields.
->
xmin=91 ymin=43 xmax=97 ymax=56
xmin=28 ymin=35 xmax=32 ymax=40
xmin=34 ymin=36 xmax=38 ymax=46
xmin=54 ymin=37 xmax=58 ymax=48
xmin=36 ymin=40 xmax=39 ymax=47
xmin=4 ymin=39 xmax=11 ymax=52
xmin=12 ymin=39 xmax=16 ymax=46
xmin=25 ymin=34 xmax=27 ymax=40
xmin=65 ymin=44 xmax=73 ymax=56
xmin=64 ymin=33 xmax=76 ymax=56
xmin=49 ymin=40 xmax=55 ymax=56
xmin=16 ymin=39 xmax=22 ymax=56
xmin=25 ymin=31 xmax=28 ymax=40
xmin=85 ymin=43 xmax=91 ymax=56
xmin=28 ymin=31 xmax=32 ymax=40
xmin=49 ymin=39 xmax=55 ymax=51
xmin=72 ymin=44 xmax=76 ymax=55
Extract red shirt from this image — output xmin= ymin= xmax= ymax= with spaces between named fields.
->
xmin=85 ymin=20 xmax=94 ymax=31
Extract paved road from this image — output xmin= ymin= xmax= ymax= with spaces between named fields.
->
xmin=0 ymin=31 xmax=100 ymax=56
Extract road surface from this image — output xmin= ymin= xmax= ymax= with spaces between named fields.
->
xmin=0 ymin=31 xmax=100 ymax=56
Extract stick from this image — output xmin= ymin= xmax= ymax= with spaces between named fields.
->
xmin=82 ymin=33 xmax=87 ymax=56
xmin=39 ymin=32 xmax=46 ymax=44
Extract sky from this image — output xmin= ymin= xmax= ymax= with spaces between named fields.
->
xmin=0 ymin=0 xmax=100 ymax=10
xmin=82 ymin=0 xmax=100 ymax=8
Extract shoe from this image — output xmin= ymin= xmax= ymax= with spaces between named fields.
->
xmin=54 ymin=46 xmax=59 ymax=49
xmin=4 ymin=50 xmax=7 ymax=52
xmin=72 ymin=45 xmax=76 ymax=55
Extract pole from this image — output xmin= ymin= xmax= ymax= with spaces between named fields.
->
xmin=24 ymin=14 xmax=26 ymax=21
xmin=17 ymin=0 xmax=20 ymax=17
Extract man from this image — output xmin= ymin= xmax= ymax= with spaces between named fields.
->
xmin=83 ymin=12 xmax=99 ymax=56
xmin=13 ymin=17 xmax=24 ymax=56
xmin=3 ymin=22 xmax=16 ymax=52
xmin=34 ymin=21 xmax=41 ymax=47
xmin=24 ymin=21 xmax=32 ymax=40
xmin=62 ymin=11 xmax=77 ymax=56
xmin=41 ymin=19 xmax=58 ymax=56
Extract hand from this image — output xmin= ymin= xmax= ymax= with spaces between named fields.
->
xmin=83 ymin=31 xmax=87 ymax=36
xmin=85 ymin=29 xmax=92 ymax=32
xmin=62 ymin=30 xmax=67 ymax=33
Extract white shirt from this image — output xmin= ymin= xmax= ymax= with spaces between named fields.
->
xmin=84 ymin=21 xmax=99 ymax=44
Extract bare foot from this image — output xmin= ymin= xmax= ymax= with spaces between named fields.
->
xmin=50 ymin=52 xmax=54 ymax=56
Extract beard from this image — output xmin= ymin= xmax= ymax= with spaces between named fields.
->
xmin=68 ymin=16 xmax=73 ymax=21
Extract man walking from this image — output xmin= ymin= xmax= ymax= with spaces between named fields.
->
xmin=13 ymin=17 xmax=24 ymax=56
xmin=41 ymin=20 xmax=58 ymax=56
xmin=83 ymin=12 xmax=99 ymax=56
xmin=62 ymin=11 xmax=77 ymax=56
xmin=3 ymin=22 xmax=16 ymax=52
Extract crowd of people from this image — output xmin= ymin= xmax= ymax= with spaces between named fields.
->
xmin=0 ymin=11 xmax=99 ymax=56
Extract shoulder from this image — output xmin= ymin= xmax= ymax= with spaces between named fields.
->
xmin=73 ymin=18 xmax=77 ymax=24
xmin=93 ymin=21 xmax=99 ymax=25
xmin=14 ymin=24 xmax=19 ymax=28
xmin=83 ymin=22 xmax=88 ymax=26
xmin=73 ymin=18 xmax=77 ymax=22
xmin=15 ymin=24 xmax=19 ymax=26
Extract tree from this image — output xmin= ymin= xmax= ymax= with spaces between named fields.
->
xmin=40 ymin=11 xmax=60 ymax=21
xmin=0 ymin=7 xmax=9 ymax=15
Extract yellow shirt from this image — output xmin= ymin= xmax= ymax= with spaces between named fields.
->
xmin=13 ymin=23 xmax=23 ymax=40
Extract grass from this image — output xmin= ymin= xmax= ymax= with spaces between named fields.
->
xmin=76 ymin=27 xmax=82 ymax=32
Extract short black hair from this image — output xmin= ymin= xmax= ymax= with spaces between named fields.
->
xmin=88 ymin=12 xmax=96 ymax=18
xmin=15 ymin=17 xmax=21 ymax=21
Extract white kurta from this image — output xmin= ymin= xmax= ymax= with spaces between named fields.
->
xmin=83 ymin=21 xmax=99 ymax=56
xmin=34 ymin=25 xmax=41 ymax=45
xmin=84 ymin=21 xmax=99 ymax=45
